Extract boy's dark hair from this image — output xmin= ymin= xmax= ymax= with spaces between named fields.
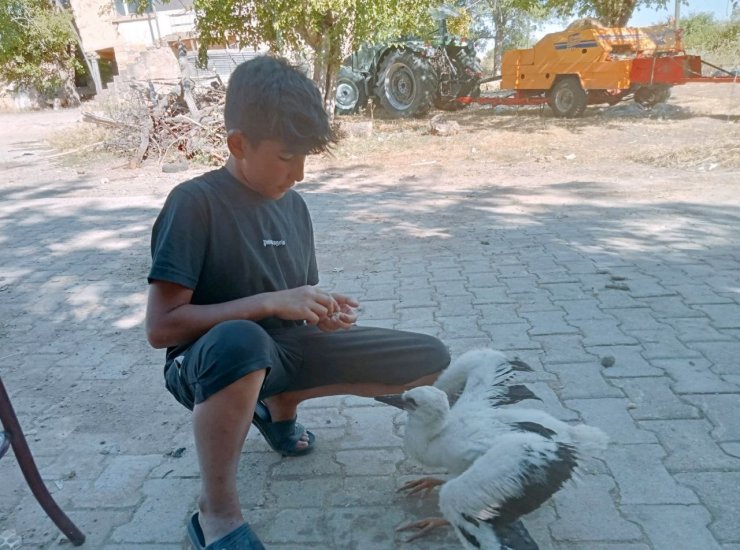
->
xmin=224 ymin=55 xmax=337 ymax=155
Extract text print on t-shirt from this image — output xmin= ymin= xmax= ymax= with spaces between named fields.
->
xmin=263 ymin=239 xmax=286 ymax=247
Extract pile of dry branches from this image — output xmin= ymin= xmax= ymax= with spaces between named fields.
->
xmin=83 ymin=78 xmax=228 ymax=168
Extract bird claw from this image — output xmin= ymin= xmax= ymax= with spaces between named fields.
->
xmin=398 ymin=477 xmax=444 ymax=498
xmin=396 ymin=517 xmax=450 ymax=542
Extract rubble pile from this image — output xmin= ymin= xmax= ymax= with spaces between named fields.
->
xmin=83 ymin=78 xmax=228 ymax=168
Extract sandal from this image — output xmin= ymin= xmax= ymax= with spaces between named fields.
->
xmin=187 ymin=512 xmax=265 ymax=550
xmin=251 ymin=400 xmax=315 ymax=457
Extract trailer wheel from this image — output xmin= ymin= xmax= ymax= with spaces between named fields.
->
xmin=375 ymin=50 xmax=436 ymax=118
xmin=634 ymin=85 xmax=671 ymax=109
xmin=335 ymin=67 xmax=367 ymax=115
xmin=548 ymin=77 xmax=587 ymax=118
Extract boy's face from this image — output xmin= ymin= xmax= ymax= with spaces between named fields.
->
xmin=229 ymin=134 xmax=306 ymax=200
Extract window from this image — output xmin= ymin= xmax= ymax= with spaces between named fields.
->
xmin=114 ymin=0 xmax=151 ymax=16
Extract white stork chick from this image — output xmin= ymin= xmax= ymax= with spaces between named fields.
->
xmin=394 ymin=348 xmax=541 ymax=499
xmin=433 ymin=348 xmax=538 ymax=407
xmin=376 ymin=384 xmax=608 ymax=549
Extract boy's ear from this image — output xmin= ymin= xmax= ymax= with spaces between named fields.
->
xmin=226 ymin=130 xmax=249 ymax=159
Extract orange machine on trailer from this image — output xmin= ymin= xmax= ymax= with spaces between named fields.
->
xmin=460 ymin=23 xmax=737 ymax=117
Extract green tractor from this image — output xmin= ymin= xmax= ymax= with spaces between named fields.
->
xmin=335 ymin=22 xmax=482 ymax=118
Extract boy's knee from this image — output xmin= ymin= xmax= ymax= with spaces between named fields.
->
xmin=206 ymin=320 xmax=269 ymax=356
xmin=418 ymin=334 xmax=451 ymax=374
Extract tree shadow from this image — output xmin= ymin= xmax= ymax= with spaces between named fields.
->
xmin=1 ymin=160 xmax=739 ymax=546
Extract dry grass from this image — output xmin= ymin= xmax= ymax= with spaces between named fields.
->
xmin=328 ymin=82 xmax=740 ymax=174
xmin=630 ymin=143 xmax=740 ymax=170
xmin=46 ymin=122 xmax=113 ymax=164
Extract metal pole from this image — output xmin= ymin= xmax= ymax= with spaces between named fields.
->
xmin=674 ymin=0 xmax=680 ymax=28
xmin=0 ymin=377 xmax=86 ymax=546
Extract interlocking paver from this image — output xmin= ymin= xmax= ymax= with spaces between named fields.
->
xmin=661 ymin=317 xmax=736 ymax=342
xmin=482 ymin=322 xmax=540 ymax=350
xmin=566 ymin=398 xmax=656 ymax=444
xmin=587 ymin=344 xmax=664 ymax=377
xmin=555 ymin=300 xmax=613 ymax=323
xmin=550 ymin=474 xmax=643 ymax=542
xmin=639 ymin=419 xmax=740 ymax=471
xmin=674 ymin=472 xmax=740 ymax=542
xmin=1 ymin=109 xmax=738 ymax=549
xmin=688 ymin=341 xmax=740 ymax=374
xmin=622 ymin=505 xmax=721 ymax=550
xmin=544 ymin=362 xmax=624 ymax=399
xmin=604 ymin=444 xmax=699 ymax=504
xmin=652 ymin=357 xmax=739 ymax=394
xmin=612 ymin=377 xmax=701 ymax=420
xmin=682 ymin=394 xmax=740 ymax=441
xmin=532 ymin=334 xmax=595 ymax=363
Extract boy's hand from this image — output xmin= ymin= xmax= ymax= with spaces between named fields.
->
xmin=268 ymin=287 xmax=358 ymax=327
xmin=317 ymin=293 xmax=359 ymax=332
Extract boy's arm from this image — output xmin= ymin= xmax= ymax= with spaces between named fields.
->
xmin=145 ymin=280 xmax=345 ymax=349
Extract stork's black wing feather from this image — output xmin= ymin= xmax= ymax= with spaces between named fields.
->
xmin=496 ymin=519 xmax=539 ymax=550
xmin=490 ymin=385 xmax=542 ymax=407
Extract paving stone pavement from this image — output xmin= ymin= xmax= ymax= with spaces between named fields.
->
xmin=0 ymin=109 xmax=739 ymax=549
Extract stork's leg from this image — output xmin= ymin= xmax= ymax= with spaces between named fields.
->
xmin=396 ymin=517 xmax=450 ymax=542
xmin=398 ymin=477 xmax=445 ymax=497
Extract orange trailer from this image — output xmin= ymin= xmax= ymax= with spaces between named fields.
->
xmin=460 ymin=23 xmax=737 ymax=117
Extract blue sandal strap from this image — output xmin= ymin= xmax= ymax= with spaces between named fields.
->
xmin=188 ymin=513 xmax=265 ymax=550
xmin=251 ymin=401 xmax=315 ymax=457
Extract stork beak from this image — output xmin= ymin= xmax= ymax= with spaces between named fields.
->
xmin=374 ymin=393 xmax=406 ymax=410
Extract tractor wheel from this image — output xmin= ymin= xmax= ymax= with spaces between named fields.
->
xmin=375 ymin=50 xmax=436 ymax=118
xmin=548 ymin=77 xmax=588 ymax=118
xmin=335 ymin=67 xmax=367 ymax=115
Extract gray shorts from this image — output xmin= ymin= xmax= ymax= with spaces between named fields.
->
xmin=164 ymin=320 xmax=450 ymax=410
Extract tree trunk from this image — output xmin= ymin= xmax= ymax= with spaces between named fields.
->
xmin=493 ymin=12 xmax=506 ymax=75
xmin=58 ymin=66 xmax=81 ymax=107
xmin=595 ymin=0 xmax=638 ymax=27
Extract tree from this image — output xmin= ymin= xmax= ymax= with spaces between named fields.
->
xmin=188 ymin=0 xmax=440 ymax=111
xmin=539 ymin=0 xmax=678 ymax=27
xmin=0 ymin=0 xmax=81 ymax=106
xmin=680 ymin=11 xmax=740 ymax=66
xmin=468 ymin=0 xmax=550 ymax=75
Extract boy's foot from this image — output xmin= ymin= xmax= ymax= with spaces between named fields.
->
xmin=251 ymin=400 xmax=315 ymax=456
xmin=188 ymin=512 xmax=265 ymax=550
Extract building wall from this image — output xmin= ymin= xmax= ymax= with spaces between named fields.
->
xmin=68 ymin=0 xmax=197 ymax=83
xmin=68 ymin=0 xmax=120 ymax=53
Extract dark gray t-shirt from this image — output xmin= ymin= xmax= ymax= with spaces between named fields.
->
xmin=149 ymin=166 xmax=319 ymax=359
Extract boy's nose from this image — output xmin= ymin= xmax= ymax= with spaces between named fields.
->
xmin=291 ymin=157 xmax=305 ymax=182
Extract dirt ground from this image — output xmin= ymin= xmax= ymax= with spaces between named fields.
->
xmin=4 ymin=81 xmax=736 ymax=205
xmin=3 ymin=82 xmax=736 ymax=273
xmin=319 ymin=82 xmax=739 ymax=202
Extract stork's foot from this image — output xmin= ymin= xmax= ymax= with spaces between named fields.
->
xmin=396 ymin=517 xmax=450 ymax=542
xmin=398 ymin=477 xmax=445 ymax=498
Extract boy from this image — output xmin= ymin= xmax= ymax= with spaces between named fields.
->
xmin=146 ymin=56 xmax=450 ymax=549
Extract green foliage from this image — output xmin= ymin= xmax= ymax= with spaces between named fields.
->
xmin=0 ymin=0 xmax=79 ymax=95
xmin=535 ymin=0 xmax=674 ymax=27
xmin=187 ymin=0 xmax=440 ymax=101
xmin=191 ymin=0 xmax=440 ymax=55
xmin=469 ymin=0 xmax=550 ymax=75
xmin=681 ymin=11 xmax=740 ymax=66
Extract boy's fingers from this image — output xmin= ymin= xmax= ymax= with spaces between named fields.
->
xmin=332 ymin=292 xmax=360 ymax=307
xmin=340 ymin=312 xmax=358 ymax=324
xmin=304 ymin=305 xmax=326 ymax=324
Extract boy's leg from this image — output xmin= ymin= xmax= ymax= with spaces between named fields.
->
xmin=264 ymin=371 xmax=439 ymax=420
xmin=193 ymin=369 xmax=264 ymax=545
xmin=263 ymin=325 xmax=450 ymax=419
xmin=166 ymin=320 xmax=296 ymax=545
